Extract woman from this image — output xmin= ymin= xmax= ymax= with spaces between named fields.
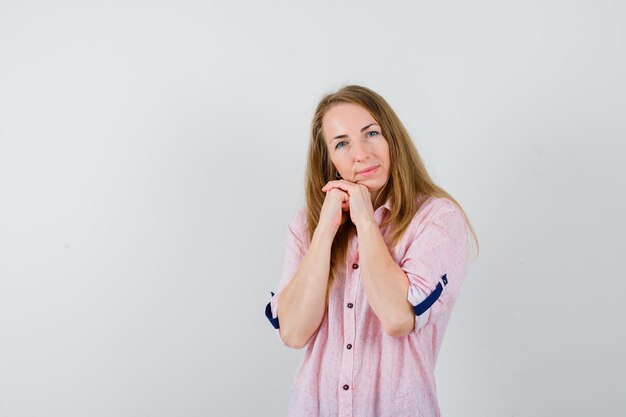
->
xmin=265 ymin=85 xmax=478 ymax=417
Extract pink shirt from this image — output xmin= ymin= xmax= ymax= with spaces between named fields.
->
xmin=267 ymin=195 xmax=469 ymax=417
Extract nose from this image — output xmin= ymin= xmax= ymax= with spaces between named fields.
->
xmin=352 ymin=139 xmax=370 ymax=162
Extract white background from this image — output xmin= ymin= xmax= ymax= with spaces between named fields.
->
xmin=1 ymin=1 xmax=625 ymax=416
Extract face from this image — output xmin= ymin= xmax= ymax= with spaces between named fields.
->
xmin=322 ymin=102 xmax=391 ymax=195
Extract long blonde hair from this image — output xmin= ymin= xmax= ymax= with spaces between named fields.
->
xmin=304 ymin=85 xmax=479 ymax=297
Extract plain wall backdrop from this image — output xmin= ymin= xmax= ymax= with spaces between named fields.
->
xmin=1 ymin=1 xmax=625 ymax=416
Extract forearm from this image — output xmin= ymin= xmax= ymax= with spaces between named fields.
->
xmin=357 ymin=221 xmax=415 ymax=337
xmin=277 ymin=226 xmax=335 ymax=348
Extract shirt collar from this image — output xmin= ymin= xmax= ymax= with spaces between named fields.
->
xmin=375 ymin=198 xmax=393 ymax=213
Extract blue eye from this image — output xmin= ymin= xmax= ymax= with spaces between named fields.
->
xmin=335 ymin=140 xmax=347 ymax=149
xmin=367 ymin=131 xmax=379 ymax=137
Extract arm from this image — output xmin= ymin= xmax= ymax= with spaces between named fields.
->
xmin=276 ymin=225 xmax=335 ymax=349
xmin=357 ymin=220 xmax=416 ymax=337
xmin=359 ymin=207 xmax=470 ymax=337
xmin=275 ymin=189 xmax=348 ymax=349
xmin=320 ymin=180 xmax=414 ymax=337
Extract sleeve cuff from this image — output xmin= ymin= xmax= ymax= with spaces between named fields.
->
xmin=407 ymin=273 xmax=448 ymax=331
xmin=265 ymin=291 xmax=280 ymax=329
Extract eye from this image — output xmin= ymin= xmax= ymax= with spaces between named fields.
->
xmin=367 ymin=131 xmax=380 ymax=137
xmin=335 ymin=140 xmax=348 ymax=149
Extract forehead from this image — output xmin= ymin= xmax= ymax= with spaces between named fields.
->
xmin=322 ymin=103 xmax=377 ymax=136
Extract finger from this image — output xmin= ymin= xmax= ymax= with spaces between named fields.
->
xmin=322 ymin=180 xmax=358 ymax=193
xmin=324 ymin=183 xmax=370 ymax=204
xmin=322 ymin=186 xmax=343 ymax=195
xmin=322 ymin=187 xmax=349 ymax=203
xmin=333 ymin=188 xmax=350 ymax=201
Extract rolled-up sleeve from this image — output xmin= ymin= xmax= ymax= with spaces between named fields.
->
xmin=265 ymin=209 xmax=308 ymax=331
xmin=400 ymin=207 xmax=469 ymax=332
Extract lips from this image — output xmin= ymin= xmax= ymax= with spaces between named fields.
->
xmin=357 ymin=165 xmax=379 ymax=176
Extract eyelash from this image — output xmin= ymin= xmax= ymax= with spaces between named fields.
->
xmin=335 ymin=131 xmax=380 ymax=149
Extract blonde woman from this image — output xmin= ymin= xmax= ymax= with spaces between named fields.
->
xmin=265 ymin=85 xmax=478 ymax=417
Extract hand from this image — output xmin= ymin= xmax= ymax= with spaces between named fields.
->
xmin=321 ymin=180 xmax=376 ymax=228
xmin=317 ymin=187 xmax=350 ymax=233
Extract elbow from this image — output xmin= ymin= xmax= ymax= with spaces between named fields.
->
xmin=279 ymin=328 xmax=310 ymax=350
xmin=283 ymin=338 xmax=308 ymax=350
xmin=384 ymin=325 xmax=412 ymax=338
xmin=382 ymin=314 xmax=415 ymax=338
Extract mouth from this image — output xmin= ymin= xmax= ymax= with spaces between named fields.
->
xmin=357 ymin=166 xmax=379 ymax=177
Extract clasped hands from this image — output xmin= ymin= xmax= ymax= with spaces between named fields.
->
xmin=320 ymin=180 xmax=377 ymax=230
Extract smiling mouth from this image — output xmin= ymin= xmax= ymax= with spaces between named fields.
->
xmin=358 ymin=166 xmax=379 ymax=177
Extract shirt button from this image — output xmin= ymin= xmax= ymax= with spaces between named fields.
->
xmin=352 ymin=263 xmax=359 ymax=269
xmin=347 ymin=303 xmax=354 ymax=309
xmin=343 ymin=384 xmax=350 ymax=390
xmin=347 ymin=344 xmax=352 ymax=349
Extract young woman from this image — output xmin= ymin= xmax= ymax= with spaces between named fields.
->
xmin=265 ymin=85 xmax=478 ymax=417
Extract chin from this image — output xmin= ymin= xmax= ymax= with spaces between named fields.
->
xmin=364 ymin=182 xmax=385 ymax=193
xmin=354 ymin=175 xmax=387 ymax=193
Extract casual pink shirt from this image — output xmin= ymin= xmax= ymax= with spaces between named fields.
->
xmin=267 ymin=195 xmax=469 ymax=417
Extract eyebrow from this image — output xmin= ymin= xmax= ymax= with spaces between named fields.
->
xmin=331 ymin=123 xmax=379 ymax=141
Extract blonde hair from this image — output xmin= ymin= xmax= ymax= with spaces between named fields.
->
xmin=304 ymin=85 xmax=479 ymax=297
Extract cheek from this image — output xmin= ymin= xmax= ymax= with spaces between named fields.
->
xmin=377 ymin=143 xmax=390 ymax=165
xmin=331 ymin=154 xmax=348 ymax=170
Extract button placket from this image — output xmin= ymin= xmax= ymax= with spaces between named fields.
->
xmin=338 ymin=241 xmax=357 ymax=417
